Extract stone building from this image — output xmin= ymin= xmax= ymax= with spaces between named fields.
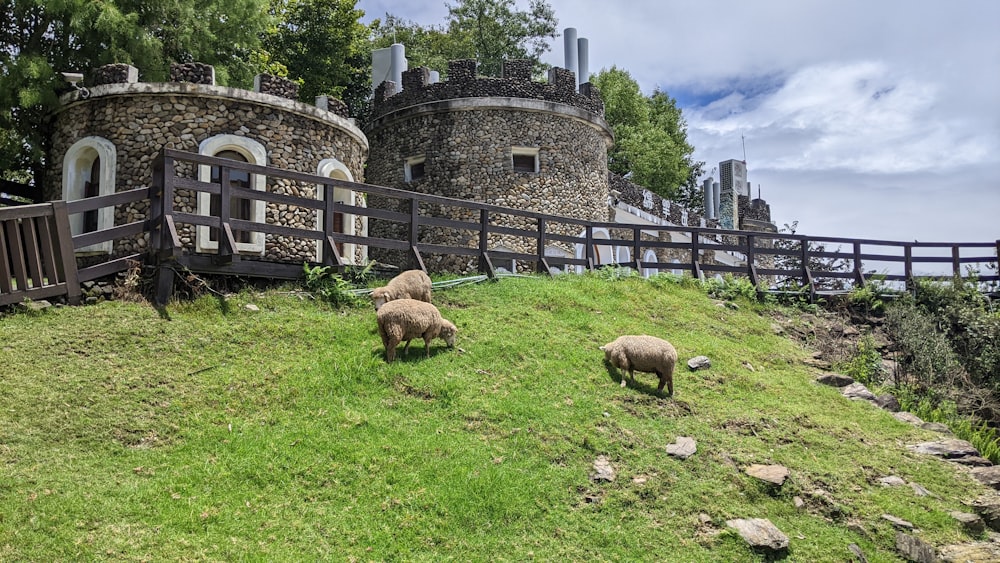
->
xmin=45 ymin=62 xmax=370 ymax=265
xmin=364 ymin=59 xmax=613 ymax=272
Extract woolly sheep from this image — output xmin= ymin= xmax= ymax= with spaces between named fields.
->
xmin=376 ymin=298 xmax=457 ymax=362
xmin=371 ymin=269 xmax=432 ymax=310
xmin=599 ymin=335 xmax=678 ymax=395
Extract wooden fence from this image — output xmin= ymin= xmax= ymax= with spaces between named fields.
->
xmin=2 ymin=148 xmax=998 ymax=308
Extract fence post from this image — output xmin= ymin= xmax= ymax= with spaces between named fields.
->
xmin=800 ymin=237 xmax=816 ymax=302
xmin=536 ymin=218 xmax=548 ymax=274
xmin=585 ymin=226 xmax=595 ymax=270
xmin=408 ymin=198 xmax=425 ymax=272
xmin=214 ymin=165 xmax=237 ymax=264
xmin=154 ymin=152 xmax=177 ymax=306
xmin=952 ymin=245 xmax=961 ymax=279
xmin=478 ymin=209 xmax=494 ymax=277
xmin=50 ymin=201 xmax=82 ymax=305
xmin=746 ymin=233 xmax=760 ymax=289
xmin=853 ymin=241 xmax=866 ymax=288
xmin=320 ymin=182 xmax=343 ymax=268
xmin=904 ymin=244 xmax=914 ymax=292
xmin=690 ymin=229 xmax=702 ymax=280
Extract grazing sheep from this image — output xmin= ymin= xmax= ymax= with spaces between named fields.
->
xmin=371 ymin=269 xmax=432 ymax=310
xmin=377 ymin=299 xmax=457 ymax=362
xmin=600 ymin=335 xmax=678 ymax=395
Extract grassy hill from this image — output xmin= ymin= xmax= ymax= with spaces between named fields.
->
xmin=0 ymin=273 xmax=989 ymax=561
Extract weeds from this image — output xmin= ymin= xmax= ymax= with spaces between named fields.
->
xmin=302 ymin=263 xmax=367 ymax=307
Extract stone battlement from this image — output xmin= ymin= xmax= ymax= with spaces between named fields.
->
xmin=371 ymin=59 xmax=604 ymax=120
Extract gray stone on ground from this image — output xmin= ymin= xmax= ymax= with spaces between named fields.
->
xmin=896 ymin=532 xmax=938 ymax=563
xmin=687 ymin=356 xmax=711 ymax=370
xmin=949 ymin=511 xmax=985 ymax=534
xmin=590 ymin=455 xmax=615 ymax=482
xmin=816 ymin=373 xmax=854 ymax=387
xmin=19 ymin=300 xmax=52 ymax=311
xmin=907 ymin=439 xmax=979 ymax=459
xmin=971 ymin=494 xmax=1000 ymax=532
xmin=793 ymin=496 xmax=805 ymax=509
xmin=910 ymin=483 xmax=932 ymax=497
xmin=848 ymin=543 xmax=868 ymax=563
xmin=874 ymin=394 xmax=901 ymax=412
xmin=842 ymin=382 xmax=877 ymax=401
xmin=244 ymin=303 xmax=260 ymax=311
xmin=879 ymin=475 xmax=907 ymax=487
xmin=725 ymin=518 xmax=789 ymax=551
xmin=971 ymin=466 xmax=1000 ymax=489
xmin=883 ymin=513 xmax=914 ymax=529
xmin=920 ymin=422 xmax=952 ymax=434
xmin=745 ymin=464 xmax=790 ymax=486
xmin=894 ymin=412 xmax=925 ymax=425
xmin=938 ymin=542 xmax=1000 ymax=562
xmin=802 ymin=357 xmax=832 ymax=370
xmin=950 ymin=455 xmax=993 ymax=467
xmin=665 ymin=437 xmax=697 ymax=460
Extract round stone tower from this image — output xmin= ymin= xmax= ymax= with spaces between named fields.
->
xmin=364 ymin=59 xmax=614 ymax=273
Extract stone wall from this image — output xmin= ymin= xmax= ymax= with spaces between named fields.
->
xmin=370 ymin=59 xmax=605 ymax=121
xmin=365 ymin=95 xmax=613 ymax=273
xmin=47 ymin=76 xmax=367 ymax=264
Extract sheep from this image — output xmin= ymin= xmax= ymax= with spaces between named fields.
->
xmin=599 ymin=335 xmax=678 ymax=395
xmin=377 ymin=298 xmax=457 ymax=362
xmin=371 ymin=269 xmax=433 ymax=310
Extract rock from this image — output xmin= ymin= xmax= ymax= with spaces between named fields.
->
xmin=896 ymin=532 xmax=938 ymax=563
xmin=882 ymin=359 xmax=899 ymax=376
xmin=971 ymin=466 xmax=1000 ymax=489
xmin=771 ymin=323 xmax=784 ymax=335
xmin=842 ymin=382 xmax=877 ymax=401
xmin=971 ymin=494 xmax=1000 ymax=532
xmin=687 ymin=356 xmax=711 ymax=371
xmin=745 ymin=464 xmax=790 ymax=486
xmin=816 ymin=373 xmax=854 ymax=387
xmin=590 ymin=456 xmax=615 ymax=482
xmin=842 ymin=325 xmax=861 ymax=336
xmin=950 ymin=455 xmax=993 ymax=467
xmin=725 ymin=518 xmax=789 ymax=551
xmin=910 ymin=483 xmax=932 ymax=497
xmin=244 ymin=303 xmax=260 ymax=311
xmin=793 ymin=496 xmax=805 ymax=509
xmin=883 ymin=514 xmax=914 ymax=529
xmin=938 ymin=542 xmax=1000 ymax=562
xmin=920 ymin=422 xmax=952 ymax=434
xmin=874 ymin=394 xmax=901 ymax=412
xmin=848 ymin=543 xmax=868 ymax=563
xmin=803 ymin=357 xmax=832 ymax=370
xmin=19 ymin=299 xmax=52 ymax=311
xmin=949 ymin=511 xmax=986 ymax=534
xmin=908 ymin=439 xmax=979 ymax=459
xmin=665 ymin=437 xmax=697 ymax=460
xmin=879 ymin=476 xmax=907 ymax=487
xmin=698 ymin=513 xmax=713 ymax=525
xmin=894 ymin=412 xmax=925 ymax=425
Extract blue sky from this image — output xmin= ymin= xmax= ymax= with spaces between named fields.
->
xmin=357 ymin=0 xmax=1000 ymax=246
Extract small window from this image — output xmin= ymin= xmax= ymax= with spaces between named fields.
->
xmin=405 ymin=156 xmax=425 ymax=182
xmin=512 ymin=147 xmax=539 ymax=173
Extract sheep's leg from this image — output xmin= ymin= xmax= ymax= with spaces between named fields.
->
xmin=424 ymin=335 xmax=433 ymax=357
xmin=656 ymin=370 xmax=674 ymax=396
xmin=402 ymin=339 xmax=412 ymax=356
xmin=386 ymin=337 xmax=400 ymax=362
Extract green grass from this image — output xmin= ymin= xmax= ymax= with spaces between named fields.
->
xmin=0 ymin=274 xmax=989 ymax=561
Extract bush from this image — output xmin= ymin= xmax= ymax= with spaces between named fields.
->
xmin=303 ymin=263 xmax=367 ymax=307
xmin=841 ymin=334 xmax=885 ymax=385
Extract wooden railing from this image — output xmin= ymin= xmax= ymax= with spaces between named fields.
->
xmin=3 ymin=148 xmax=997 ymax=308
xmin=0 ymin=202 xmax=81 ymax=306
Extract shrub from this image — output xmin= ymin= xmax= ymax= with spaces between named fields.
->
xmin=303 ymin=263 xmax=366 ymax=307
xmin=841 ymin=334 xmax=885 ymax=385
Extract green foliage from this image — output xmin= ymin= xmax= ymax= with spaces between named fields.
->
xmin=302 ymin=263 xmax=366 ymax=307
xmin=900 ymin=396 xmax=1000 ymax=464
xmin=701 ymin=274 xmax=759 ymax=302
xmin=265 ymin=0 xmax=371 ymax=114
xmin=370 ymin=0 xmax=558 ymax=80
xmin=591 ymin=67 xmax=696 ymax=199
xmin=848 ymin=278 xmax=895 ymax=317
xmin=841 ymin=334 xmax=885 ymax=385
xmin=1 ymin=0 xmax=271 ymax=185
xmin=884 ymin=301 xmax=964 ymax=388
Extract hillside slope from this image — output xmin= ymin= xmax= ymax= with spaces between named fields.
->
xmin=0 ymin=274 xmax=991 ymax=561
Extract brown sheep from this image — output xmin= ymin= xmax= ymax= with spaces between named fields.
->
xmin=377 ymin=299 xmax=457 ymax=362
xmin=600 ymin=335 xmax=678 ymax=395
xmin=371 ymin=269 xmax=433 ymax=310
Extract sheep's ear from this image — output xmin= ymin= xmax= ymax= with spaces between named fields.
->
xmin=598 ymin=345 xmax=606 ymax=351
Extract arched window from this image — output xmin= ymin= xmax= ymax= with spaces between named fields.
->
xmin=62 ymin=136 xmax=116 ymax=254
xmin=317 ymin=158 xmax=365 ymax=264
xmin=196 ymin=135 xmax=266 ymax=254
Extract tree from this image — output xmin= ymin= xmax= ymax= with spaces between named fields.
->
xmin=369 ymin=0 xmax=558 ymax=80
xmin=265 ymin=0 xmax=371 ymax=115
xmin=591 ymin=66 xmax=696 ymax=200
xmin=0 ymin=0 xmax=270 ymax=190
xmin=773 ymin=221 xmax=852 ymax=290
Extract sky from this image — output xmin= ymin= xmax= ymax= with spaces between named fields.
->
xmin=356 ymin=0 xmax=1000 ymax=247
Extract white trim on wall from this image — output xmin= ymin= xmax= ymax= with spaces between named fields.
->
xmin=62 ymin=136 xmax=116 ymax=254
xmin=195 ymin=134 xmax=267 ymax=254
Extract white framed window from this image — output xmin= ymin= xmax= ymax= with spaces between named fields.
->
xmin=63 ymin=136 xmax=116 ymax=254
xmin=196 ymin=135 xmax=267 ymax=254
xmin=316 ymin=158 xmax=365 ymax=264
xmin=404 ymin=155 xmax=426 ymax=182
xmin=512 ymin=147 xmax=539 ymax=173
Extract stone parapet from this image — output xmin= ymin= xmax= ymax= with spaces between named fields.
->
xmin=371 ymin=60 xmax=604 ymax=120
xmin=93 ymin=64 xmax=138 ymax=85
xmin=170 ymin=62 xmax=215 ymax=85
